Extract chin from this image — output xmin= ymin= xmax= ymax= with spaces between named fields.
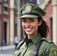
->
xmin=26 ymin=32 xmax=33 ymax=35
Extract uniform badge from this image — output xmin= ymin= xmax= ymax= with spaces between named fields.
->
xmin=50 ymin=47 xmax=57 ymax=56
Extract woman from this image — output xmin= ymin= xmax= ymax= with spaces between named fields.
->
xmin=13 ymin=3 xmax=57 ymax=56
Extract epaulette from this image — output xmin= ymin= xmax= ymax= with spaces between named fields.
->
xmin=41 ymin=38 xmax=54 ymax=44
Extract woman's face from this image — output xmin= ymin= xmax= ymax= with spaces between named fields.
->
xmin=22 ymin=18 xmax=42 ymax=38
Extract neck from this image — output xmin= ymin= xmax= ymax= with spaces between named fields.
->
xmin=27 ymin=35 xmax=32 ymax=39
xmin=27 ymin=34 xmax=37 ymax=39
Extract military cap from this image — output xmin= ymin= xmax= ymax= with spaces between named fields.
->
xmin=20 ymin=3 xmax=46 ymax=18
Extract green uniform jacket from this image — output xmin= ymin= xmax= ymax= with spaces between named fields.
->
xmin=13 ymin=34 xmax=57 ymax=56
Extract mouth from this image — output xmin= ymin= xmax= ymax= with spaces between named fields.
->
xmin=26 ymin=28 xmax=32 ymax=32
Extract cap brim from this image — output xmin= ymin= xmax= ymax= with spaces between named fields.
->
xmin=20 ymin=15 xmax=38 ymax=19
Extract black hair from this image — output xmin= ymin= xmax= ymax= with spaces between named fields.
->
xmin=38 ymin=16 xmax=49 ymax=38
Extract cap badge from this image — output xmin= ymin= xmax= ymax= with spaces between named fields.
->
xmin=25 ymin=6 xmax=32 ymax=13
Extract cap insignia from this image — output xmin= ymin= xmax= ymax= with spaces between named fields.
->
xmin=25 ymin=6 xmax=32 ymax=13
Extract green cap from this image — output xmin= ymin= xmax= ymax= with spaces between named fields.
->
xmin=20 ymin=3 xmax=46 ymax=18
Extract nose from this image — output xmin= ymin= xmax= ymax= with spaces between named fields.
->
xmin=26 ymin=22 xmax=30 ymax=28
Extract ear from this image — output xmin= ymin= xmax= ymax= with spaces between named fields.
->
xmin=38 ymin=20 xmax=42 ymax=26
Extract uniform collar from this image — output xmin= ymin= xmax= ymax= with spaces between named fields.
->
xmin=30 ymin=34 xmax=42 ymax=44
xmin=24 ymin=37 xmax=33 ymax=46
xmin=24 ymin=34 xmax=42 ymax=45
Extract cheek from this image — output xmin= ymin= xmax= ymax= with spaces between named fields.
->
xmin=22 ymin=23 xmax=25 ymax=29
xmin=32 ymin=22 xmax=38 ymax=27
xmin=34 ymin=23 xmax=39 ymax=29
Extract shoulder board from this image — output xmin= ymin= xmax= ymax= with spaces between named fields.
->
xmin=41 ymin=38 xmax=54 ymax=43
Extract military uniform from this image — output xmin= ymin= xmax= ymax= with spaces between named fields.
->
xmin=13 ymin=34 xmax=57 ymax=56
xmin=13 ymin=3 xmax=57 ymax=56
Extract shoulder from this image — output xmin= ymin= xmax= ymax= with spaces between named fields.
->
xmin=41 ymin=38 xmax=54 ymax=45
xmin=13 ymin=40 xmax=25 ymax=56
xmin=41 ymin=38 xmax=57 ymax=48
xmin=42 ymin=38 xmax=53 ymax=43
xmin=40 ymin=38 xmax=57 ymax=56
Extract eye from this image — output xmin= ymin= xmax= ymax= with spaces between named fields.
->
xmin=22 ymin=19 xmax=27 ymax=22
xmin=30 ymin=19 xmax=35 ymax=22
